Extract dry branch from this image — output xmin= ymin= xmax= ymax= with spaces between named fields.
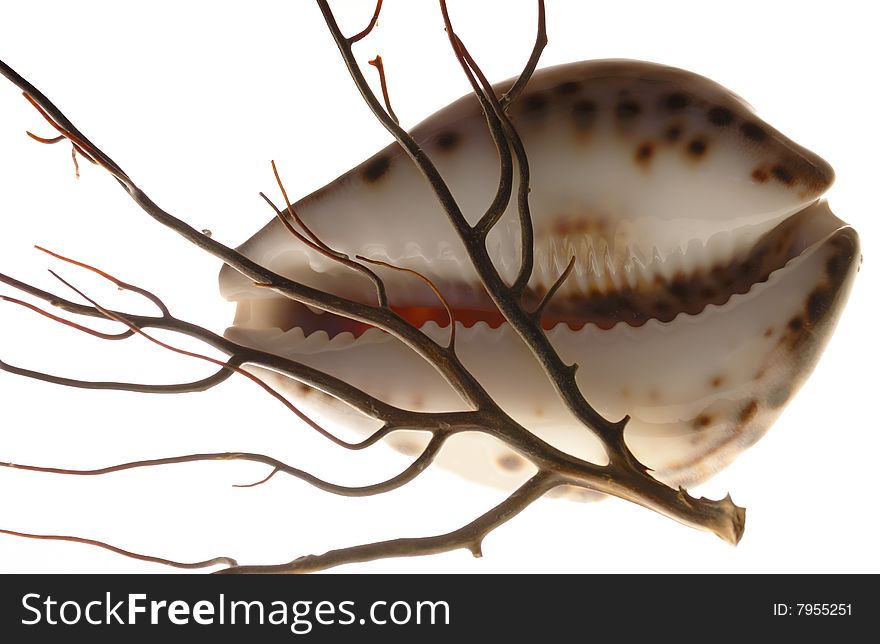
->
xmin=0 ymin=1 xmax=745 ymax=573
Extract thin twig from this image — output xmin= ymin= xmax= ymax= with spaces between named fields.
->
xmin=368 ymin=55 xmax=398 ymax=125
xmin=0 ymin=293 xmax=134 ymax=341
xmin=0 ymin=433 xmax=452 ymax=498
xmin=0 ymin=528 xmax=236 ymax=570
xmin=499 ymin=0 xmax=547 ymax=110
xmin=0 ymin=356 xmax=235 ymax=393
xmin=532 ymin=255 xmax=576 ymax=321
xmin=347 ymin=0 xmax=384 ymax=44
xmin=25 ymin=131 xmax=64 ymax=144
xmin=258 ymin=183 xmax=388 ymax=308
xmin=36 ymin=244 xmax=170 ymax=316
xmin=357 ymin=254 xmax=457 ymax=349
xmin=269 ymin=160 xmax=331 ymax=252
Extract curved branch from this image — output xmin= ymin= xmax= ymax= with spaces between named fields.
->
xmin=347 ymin=0 xmax=384 ymax=44
xmin=1 ymin=432 xmax=451 ymax=498
xmin=217 ymin=470 xmax=559 ymax=573
xmin=0 ymin=358 xmax=234 ymax=393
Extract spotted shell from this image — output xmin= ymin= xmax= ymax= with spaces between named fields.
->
xmin=219 ymin=60 xmax=859 ymax=496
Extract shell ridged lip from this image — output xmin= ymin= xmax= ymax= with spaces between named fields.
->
xmin=231 ymin=200 xmax=848 ymax=341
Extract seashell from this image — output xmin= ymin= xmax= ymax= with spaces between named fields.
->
xmin=219 ymin=60 xmax=859 ymax=494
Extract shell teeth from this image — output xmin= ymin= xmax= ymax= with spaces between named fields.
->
xmin=621 ymin=247 xmax=640 ymax=291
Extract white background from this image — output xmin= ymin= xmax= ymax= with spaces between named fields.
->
xmin=0 ymin=1 xmax=877 ymax=573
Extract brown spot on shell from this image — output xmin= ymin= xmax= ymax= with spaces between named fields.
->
xmin=693 ymin=414 xmax=713 ymax=429
xmin=752 ymin=168 xmax=769 ymax=183
xmin=788 ymin=316 xmax=804 ymax=332
xmin=826 ymin=253 xmax=843 ymax=278
xmin=687 ymin=139 xmax=707 ymax=157
xmin=554 ymin=80 xmax=581 ymax=95
xmin=497 ymin=454 xmax=525 ymax=472
xmin=739 ymin=400 xmax=758 ymax=424
xmin=571 ymin=99 xmax=597 ymax=129
xmin=771 ymin=164 xmax=794 ymax=185
xmin=635 ymin=142 xmax=654 ymax=164
xmin=707 ymin=106 xmax=734 ymax=126
xmin=615 ymin=99 xmax=641 ymax=119
xmin=710 ymin=376 xmax=725 ymax=388
xmin=665 ymin=124 xmax=682 ymax=142
xmin=740 ymin=121 xmax=768 ymax=142
xmin=663 ymin=92 xmax=690 ymax=111
xmin=807 ymin=288 xmax=833 ymax=323
xmin=435 ymin=130 xmax=460 ymax=151
xmin=764 ymin=327 xmax=774 ymax=338
xmin=522 ymin=92 xmax=548 ymax=113
xmin=362 ymin=154 xmax=391 ymax=182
